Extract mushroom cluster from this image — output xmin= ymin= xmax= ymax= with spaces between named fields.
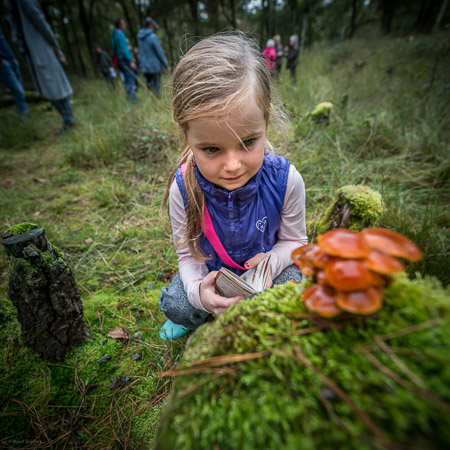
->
xmin=291 ymin=228 xmax=422 ymax=317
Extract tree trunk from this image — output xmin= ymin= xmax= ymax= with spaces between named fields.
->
xmin=119 ymin=0 xmax=137 ymax=47
xmin=381 ymin=0 xmax=397 ymax=34
xmin=188 ymin=0 xmax=200 ymax=36
xmin=78 ymin=0 xmax=96 ymax=76
xmin=433 ymin=0 xmax=449 ymax=33
xmin=2 ymin=225 xmax=85 ymax=361
xmin=299 ymin=1 xmax=310 ymax=58
xmin=66 ymin=1 xmax=87 ymax=77
xmin=349 ymin=0 xmax=357 ymax=38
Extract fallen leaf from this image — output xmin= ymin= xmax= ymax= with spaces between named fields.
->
xmin=85 ymin=238 xmax=93 ymax=244
xmin=33 ymin=177 xmax=47 ymax=183
xmin=107 ymin=327 xmax=129 ymax=340
xmin=109 ymin=376 xmax=130 ymax=390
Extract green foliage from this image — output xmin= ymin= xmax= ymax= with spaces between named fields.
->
xmin=316 ymin=185 xmax=383 ymax=234
xmin=156 ymin=277 xmax=450 ymax=449
xmin=5 ymin=222 xmax=38 ymax=236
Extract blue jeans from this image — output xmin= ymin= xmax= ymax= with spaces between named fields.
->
xmin=159 ymin=264 xmax=303 ymax=329
xmin=118 ymin=60 xmax=137 ymax=102
xmin=144 ymin=73 xmax=161 ymax=97
xmin=0 ymin=60 xmax=30 ymax=115
xmin=50 ymin=97 xmax=75 ymax=124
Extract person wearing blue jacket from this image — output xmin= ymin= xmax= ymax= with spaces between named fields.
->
xmin=137 ymin=17 xmax=169 ymax=98
xmin=0 ymin=25 xmax=29 ymax=115
xmin=112 ymin=18 xmax=136 ymax=103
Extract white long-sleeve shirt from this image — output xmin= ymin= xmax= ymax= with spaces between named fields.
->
xmin=168 ymin=164 xmax=308 ymax=311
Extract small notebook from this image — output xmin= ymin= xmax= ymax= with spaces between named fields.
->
xmin=214 ymin=254 xmax=272 ymax=298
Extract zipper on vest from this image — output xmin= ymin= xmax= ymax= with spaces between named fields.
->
xmin=228 ymin=193 xmax=235 ymax=235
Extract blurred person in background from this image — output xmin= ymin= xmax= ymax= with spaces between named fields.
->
xmin=112 ymin=18 xmax=137 ymax=103
xmin=262 ymin=38 xmax=276 ymax=75
xmin=137 ymin=17 xmax=169 ymax=98
xmin=4 ymin=0 xmax=76 ymax=131
xmin=285 ymin=34 xmax=299 ymax=85
xmin=0 ymin=25 xmax=29 ymax=116
xmin=274 ymin=34 xmax=283 ymax=78
xmin=94 ymin=44 xmax=115 ymax=90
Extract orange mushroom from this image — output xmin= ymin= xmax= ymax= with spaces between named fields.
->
xmin=301 ymin=266 xmax=316 ymax=276
xmin=364 ymin=249 xmax=404 ymax=275
xmin=302 ymin=284 xmax=341 ymax=317
xmin=316 ymin=270 xmax=328 ymax=285
xmin=317 ymin=228 xmax=371 ymax=259
xmin=292 ymin=244 xmax=323 ymax=268
xmin=361 ymin=228 xmax=423 ymax=262
xmin=336 ymin=287 xmax=383 ymax=315
xmin=325 ymin=259 xmax=374 ymax=291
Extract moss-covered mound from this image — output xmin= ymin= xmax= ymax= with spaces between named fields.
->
xmin=155 ymin=276 xmax=450 ymax=449
xmin=316 ymin=185 xmax=383 ymax=235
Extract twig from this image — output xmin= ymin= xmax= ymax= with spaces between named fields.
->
xmin=373 ymin=335 xmax=427 ymax=389
xmin=358 ymin=346 xmax=450 ymax=415
xmin=357 ymin=318 xmax=442 ymax=351
xmin=291 ymin=345 xmax=397 ymax=449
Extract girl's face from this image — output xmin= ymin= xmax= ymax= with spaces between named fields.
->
xmin=185 ymin=100 xmax=267 ymax=191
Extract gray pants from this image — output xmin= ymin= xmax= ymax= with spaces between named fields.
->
xmin=159 ymin=265 xmax=302 ymax=330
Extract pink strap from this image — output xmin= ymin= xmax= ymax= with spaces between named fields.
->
xmin=181 ymin=164 xmax=246 ymax=270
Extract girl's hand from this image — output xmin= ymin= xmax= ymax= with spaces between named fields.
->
xmin=200 ymin=271 xmax=244 ymax=315
xmin=244 ymin=253 xmax=273 ymax=289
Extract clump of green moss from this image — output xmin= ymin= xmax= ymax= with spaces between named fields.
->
xmin=155 ymin=276 xmax=450 ymax=450
xmin=316 ymin=185 xmax=383 ymax=235
xmin=5 ymin=222 xmax=39 ymax=236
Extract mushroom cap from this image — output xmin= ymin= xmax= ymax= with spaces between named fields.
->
xmin=292 ymin=244 xmax=324 ymax=268
xmin=365 ymin=249 xmax=405 ymax=274
xmin=317 ymin=228 xmax=371 ymax=259
xmin=302 ymin=284 xmax=341 ymax=317
xmin=316 ymin=270 xmax=328 ymax=285
xmin=325 ymin=259 xmax=374 ymax=291
xmin=336 ymin=287 xmax=383 ymax=315
xmin=361 ymin=228 xmax=423 ymax=262
xmin=302 ymin=266 xmax=316 ymax=276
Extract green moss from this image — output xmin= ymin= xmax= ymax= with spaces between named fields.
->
xmin=316 ymin=185 xmax=383 ymax=235
xmin=155 ymin=276 xmax=450 ymax=449
xmin=5 ymin=222 xmax=39 ymax=236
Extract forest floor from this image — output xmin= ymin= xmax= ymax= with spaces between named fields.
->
xmin=0 ymin=33 xmax=449 ymax=448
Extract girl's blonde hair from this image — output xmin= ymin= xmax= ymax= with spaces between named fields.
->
xmin=162 ymin=33 xmax=277 ymax=261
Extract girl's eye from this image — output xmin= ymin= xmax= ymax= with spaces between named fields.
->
xmin=202 ymin=147 xmax=220 ymax=155
xmin=242 ymin=138 xmax=256 ymax=147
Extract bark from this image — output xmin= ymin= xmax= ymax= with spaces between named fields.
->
xmin=381 ymin=0 xmax=397 ymax=34
xmin=66 ymin=1 xmax=87 ymax=77
xmin=78 ymin=0 xmax=96 ymax=75
xmin=2 ymin=226 xmax=85 ymax=361
xmin=433 ymin=0 xmax=449 ymax=33
xmin=119 ymin=0 xmax=137 ymax=47
xmin=349 ymin=0 xmax=357 ymax=38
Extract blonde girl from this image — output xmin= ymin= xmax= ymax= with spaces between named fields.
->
xmin=159 ymin=33 xmax=307 ymax=340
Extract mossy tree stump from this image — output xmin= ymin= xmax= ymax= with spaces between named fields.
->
xmin=2 ymin=223 xmax=85 ymax=361
xmin=315 ymin=185 xmax=383 ymax=235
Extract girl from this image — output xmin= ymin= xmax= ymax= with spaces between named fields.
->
xmin=159 ymin=34 xmax=307 ymax=340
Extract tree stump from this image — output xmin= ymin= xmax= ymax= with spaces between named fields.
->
xmin=2 ymin=223 xmax=85 ymax=361
xmin=315 ymin=185 xmax=383 ymax=235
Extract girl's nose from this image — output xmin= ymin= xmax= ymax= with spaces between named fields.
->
xmin=224 ymin=156 xmax=241 ymax=172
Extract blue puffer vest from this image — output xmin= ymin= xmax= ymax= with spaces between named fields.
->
xmin=175 ymin=152 xmax=290 ymax=275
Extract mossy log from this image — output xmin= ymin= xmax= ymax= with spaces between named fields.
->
xmin=315 ymin=185 xmax=383 ymax=235
xmin=2 ymin=224 xmax=85 ymax=361
xmin=155 ymin=277 xmax=450 ymax=449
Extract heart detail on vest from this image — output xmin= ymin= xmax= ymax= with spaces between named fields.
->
xmin=256 ymin=217 xmax=268 ymax=233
